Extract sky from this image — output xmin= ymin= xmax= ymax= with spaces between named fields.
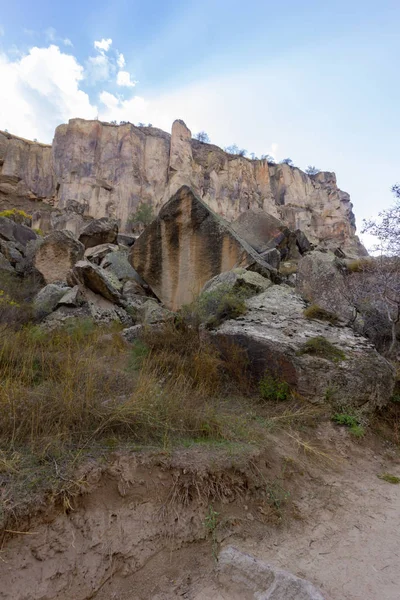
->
xmin=0 ymin=0 xmax=399 ymax=249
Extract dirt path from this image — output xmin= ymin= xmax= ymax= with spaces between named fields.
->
xmin=236 ymin=427 xmax=400 ymax=600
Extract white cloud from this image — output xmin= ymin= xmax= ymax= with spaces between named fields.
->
xmin=86 ymin=54 xmax=112 ymax=83
xmin=63 ymin=38 xmax=73 ymax=47
xmin=0 ymin=45 xmax=97 ymax=142
xmin=116 ymin=70 xmax=136 ymax=88
xmin=117 ymin=52 xmax=125 ymax=68
xmin=45 ymin=27 xmax=56 ymax=42
xmin=94 ymin=38 xmax=112 ymax=53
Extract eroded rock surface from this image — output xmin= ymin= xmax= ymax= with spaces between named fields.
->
xmin=33 ymin=230 xmax=84 ymax=284
xmin=130 ymin=186 xmax=275 ymax=310
xmin=0 ymin=120 xmax=366 ymax=255
xmin=213 ymin=285 xmax=394 ymax=411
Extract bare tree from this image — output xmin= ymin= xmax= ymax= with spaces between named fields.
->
xmin=225 ymin=144 xmax=247 ymax=156
xmin=305 ymin=165 xmax=320 ymax=175
xmin=261 ymin=154 xmax=276 ymax=164
xmin=342 ymin=257 xmax=400 ymax=355
xmin=362 ymin=184 xmax=400 ymax=255
xmin=280 ymin=158 xmax=294 ymax=166
xmin=194 ymin=131 xmax=210 ymax=143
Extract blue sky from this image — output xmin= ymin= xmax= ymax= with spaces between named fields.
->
xmin=0 ymin=1 xmax=399 ymax=248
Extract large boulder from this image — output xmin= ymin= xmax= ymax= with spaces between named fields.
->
xmin=68 ymin=260 xmax=122 ymax=303
xmin=232 ymin=208 xmax=311 ymax=260
xmin=218 ymin=547 xmax=325 ymax=600
xmin=296 ymin=251 xmax=353 ymax=322
xmin=130 ymin=186 xmax=276 ymax=310
xmin=202 ymin=268 xmax=272 ymax=296
xmin=34 ymin=283 xmax=70 ymax=317
xmin=0 ymin=216 xmax=37 ymax=247
xmin=84 ymin=243 xmax=119 ymax=265
xmin=101 ymin=250 xmax=140 ymax=282
xmin=79 ymin=217 xmax=118 ymax=249
xmin=212 ymin=285 xmax=394 ymax=412
xmin=33 ymin=230 xmax=85 ymax=284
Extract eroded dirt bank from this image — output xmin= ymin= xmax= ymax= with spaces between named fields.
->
xmin=1 ymin=426 xmax=399 ymax=600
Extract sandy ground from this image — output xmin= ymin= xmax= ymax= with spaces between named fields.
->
xmin=95 ymin=425 xmax=400 ymax=600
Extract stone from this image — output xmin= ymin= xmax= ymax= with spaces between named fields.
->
xmin=78 ymin=217 xmax=118 ymax=249
xmin=1 ymin=120 xmax=365 ymax=255
xmin=218 ymin=546 xmax=325 ymax=600
xmin=83 ymin=288 xmax=132 ymax=326
xmin=139 ymin=299 xmax=174 ymax=324
xmin=101 ymin=250 xmax=141 ymax=282
xmin=296 ymin=251 xmax=354 ymax=322
xmin=57 ymin=285 xmax=85 ymax=307
xmin=68 ymin=260 xmax=122 ymax=303
xmin=260 ymin=248 xmax=281 ymax=270
xmin=0 ymin=240 xmax=23 ymax=266
xmin=0 ymin=216 xmax=37 ymax=247
xmin=122 ymin=279 xmax=147 ymax=299
xmin=84 ymin=243 xmax=119 ymax=265
xmin=33 ymin=230 xmax=85 ymax=284
xmin=130 ymin=186 xmax=276 ymax=310
xmin=117 ymin=233 xmax=137 ymax=247
xmin=42 ymin=305 xmax=92 ymax=329
xmin=202 ymin=267 xmax=272 ymax=297
xmin=34 ymin=284 xmax=70 ymax=317
xmin=0 ymin=252 xmax=14 ymax=272
xmin=121 ymin=324 xmax=143 ymax=343
xmin=232 ymin=208 xmax=301 ymax=259
xmin=212 ymin=285 xmax=394 ymax=412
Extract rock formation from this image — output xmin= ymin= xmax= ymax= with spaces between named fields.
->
xmin=130 ymin=186 xmax=276 ymax=310
xmin=0 ymin=119 xmax=366 ymax=255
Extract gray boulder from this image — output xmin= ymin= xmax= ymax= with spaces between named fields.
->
xmin=0 ymin=240 xmax=23 ymax=266
xmin=139 ymin=299 xmax=174 ymax=324
xmin=79 ymin=217 xmax=118 ymax=249
xmin=0 ymin=252 xmax=14 ymax=273
xmin=117 ymin=233 xmax=137 ymax=247
xmin=202 ymin=267 xmax=272 ymax=297
xmin=57 ymin=286 xmax=86 ymax=308
xmin=34 ymin=230 xmax=85 ymax=284
xmin=212 ymin=285 xmax=394 ymax=412
xmin=101 ymin=250 xmax=141 ymax=282
xmin=68 ymin=260 xmax=122 ymax=304
xmin=84 ymin=243 xmax=119 ymax=265
xmin=0 ymin=216 xmax=37 ymax=247
xmin=296 ymin=251 xmax=353 ymax=322
xmin=34 ymin=283 xmax=70 ymax=317
xmin=218 ymin=546 xmax=325 ymax=600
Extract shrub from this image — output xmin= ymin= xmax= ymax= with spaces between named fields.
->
xmin=378 ymin=473 xmax=400 ymax=484
xmin=128 ymin=203 xmax=154 ymax=226
xmin=345 ymin=258 xmax=372 ymax=273
xmin=298 ymin=336 xmax=346 ymax=362
xmin=303 ymin=304 xmax=339 ymax=325
xmin=182 ymin=284 xmax=249 ymax=330
xmin=332 ymin=413 xmax=365 ymax=437
xmin=259 ymin=373 xmax=291 ymax=402
xmin=0 ymin=208 xmax=32 ymax=224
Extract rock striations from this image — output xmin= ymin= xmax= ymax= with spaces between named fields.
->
xmin=0 ymin=119 xmax=365 ymax=255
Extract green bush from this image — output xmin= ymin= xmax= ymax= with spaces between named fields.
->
xmin=297 ymin=336 xmax=346 ymax=362
xmin=259 ymin=373 xmax=291 ymax=402
xmin=332 ymin=413 xmax=365 ymax=437
xmin=182 ymin=284 xmax=249 ymax=329
xmin=303 ymin=304 xmax=339 ymax=325
xmin=128 ymin=203 xmax=154 ymax=226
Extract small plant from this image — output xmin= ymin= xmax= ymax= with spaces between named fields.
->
xmin=184 ymin=284 xmax=249 ymax=329
xmin=265 ymin=481 xmax=291 ymax=512
xmin=203 ymin=504 xmax=219 ymax=560
xmin=345 ymin=258 xmax=371 ymax=273
xmin=303 ymin=304 xmax=339 ymax=325
xmin=377 ymin=473 xmax=400 ymax=484
xmin=0 ymin=208 xmax=32 ymax=224
xmin=259 ymin=373 xmax=291 ymax=402
xmin=33 ymin=228 xmax=44 ymax=236
xmin=298 ymin=336 xmax=346 ymax=362
xmin=332 ymin=413 xmax=365 ymax=437
xmin=128 ymin=203 xmax=154 ymax=226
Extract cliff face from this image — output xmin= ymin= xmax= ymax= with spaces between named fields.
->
xmin=0 ymin=118 xmax=365 ymax=254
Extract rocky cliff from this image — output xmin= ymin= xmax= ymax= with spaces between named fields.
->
xmin=0 ymin=119 xmax=365 ymax=254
